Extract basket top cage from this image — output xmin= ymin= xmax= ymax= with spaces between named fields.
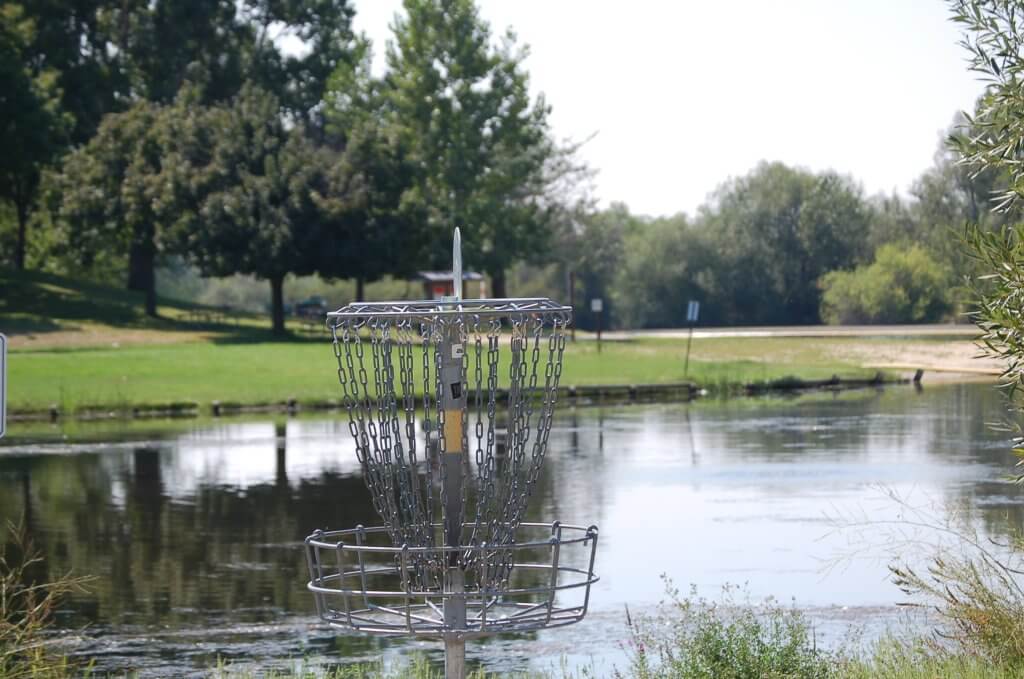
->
xmin=328 ymin=228 xmax=570 ymax=325
xmin=326 ymin=297 xmax=572 ymax=324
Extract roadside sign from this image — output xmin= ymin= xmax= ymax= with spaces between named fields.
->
xmin=590 ymin=299 xmax=604 ymax=353
xmin=683 ymin=303 xmax=698 ymax=378
xmin=0 ymin=333 xmax=6 ymax=439
xmin=686 ymin=300 xmax=700 ymax=323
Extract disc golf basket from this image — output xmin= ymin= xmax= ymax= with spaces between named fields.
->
xmin=303 ymin=229 xmax=600 ymax=678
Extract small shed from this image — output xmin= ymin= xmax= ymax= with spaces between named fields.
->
xmin=417 ymin=271 xmax=486 ymax=299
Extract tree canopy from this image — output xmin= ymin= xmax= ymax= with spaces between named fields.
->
xmin=384 ymin=0 xmax=569 ymax=296
xmin=5 ymin=0 xmax=1006 ymax=332
xmin=0 ymin=4 xmax=70 ymax=270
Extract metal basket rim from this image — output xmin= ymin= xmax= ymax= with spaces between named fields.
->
xmin=305 ymin=522 xmax=598 ymax=554
xmin=304 ymin=520 xmax=600 ymax=638
xmin=326 ymin=297 xmax=572 ymax=320
xmin=307 ymin=563 xmax=599 ymax=599
xmin=314 ymin=601 xmax=594 ymax=639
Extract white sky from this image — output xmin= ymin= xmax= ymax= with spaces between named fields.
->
xmin=351 ymin=0 xmax=986 ymax=218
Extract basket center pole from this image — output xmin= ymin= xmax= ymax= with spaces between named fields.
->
xmin=442 ymin=227 xmax=467 ymax=679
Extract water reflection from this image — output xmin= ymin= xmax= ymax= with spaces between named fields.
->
xmin=0 ymin=383 xmax=1022 ymax=675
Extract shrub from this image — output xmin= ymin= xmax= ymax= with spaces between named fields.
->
xmin=819 ymin=244 xmax=950 ymax=324
xmin=618 ymin=579 xmax=837 ymax=679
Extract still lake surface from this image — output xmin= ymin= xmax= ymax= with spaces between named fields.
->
xmin=0 ymin=382 xmax=1021 ymax=676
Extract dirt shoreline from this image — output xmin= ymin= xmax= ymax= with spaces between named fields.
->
xmin=829 ymin=339 xmax=1003 ymax=378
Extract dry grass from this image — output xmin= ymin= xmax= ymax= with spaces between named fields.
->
xmin=0 ymin=524 xmax=94 ymax=679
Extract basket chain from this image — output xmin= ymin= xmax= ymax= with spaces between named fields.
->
xmin=329 ymin=306 xmax=569 ymax=590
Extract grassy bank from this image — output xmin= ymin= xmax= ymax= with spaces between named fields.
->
xmin=7 ymin=337 xmax=882 ymax=414
xmin=1 ymin=267 xmax=946 ymax=414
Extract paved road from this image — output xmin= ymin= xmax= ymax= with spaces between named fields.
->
xmin=600 ymin=323 xmax=979 ymax=340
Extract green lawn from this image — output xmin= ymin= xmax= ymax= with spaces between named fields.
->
xmin=0 ymin=267 xmax=892 ymax=413
xmin=7 ymin=336 xmax=878 ymax=413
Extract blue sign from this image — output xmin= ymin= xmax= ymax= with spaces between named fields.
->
xmin=686 ymin=300 xmax=700 ymax=323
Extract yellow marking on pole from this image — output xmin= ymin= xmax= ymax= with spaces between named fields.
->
xmin=444 ymin=410 xmax=464 ymax=453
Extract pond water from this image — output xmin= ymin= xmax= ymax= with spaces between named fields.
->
xmin=0 ymin=382 xmax=1021 ymax=676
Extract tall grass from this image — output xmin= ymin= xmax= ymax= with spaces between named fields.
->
xmin=843 ymin=638 xmax=1023 ymax=678
xmin=0 ymin=523 xmax=93 ymax=679
xmin=889 ymin=542 xmax=1024 ymax=669
xmin=616 ymin=579 xmax=838 ymax=679
xmin=210 ymin=655 xmax=550 ymax=679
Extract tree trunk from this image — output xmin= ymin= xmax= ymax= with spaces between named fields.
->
xmin=491 ymin=269 xmax=507 ymax=299
xmin=270 ymin=275 xmax=286 ymax=335
xmin=355 ymin=277 xmax=365 ymax=302
xmin=128 ymin=240 xmax=157 ymax=317
xmin=14 ymin=200 xmax=28 ymax=270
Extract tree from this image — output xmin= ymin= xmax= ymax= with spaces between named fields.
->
xmin=243 ymin=0 xmax=357 ymax=126
xmin=108 ymin=0 xmax=251 ymax=106
xmin=385 ymin=0 xmax=573 ymax=297
xmin=0 ymin=4 xmax=70 ymax=270
xmin=613 ymin=214 xmax=717 ymax=329
xmin=319 ymin=37 xmax=424 ymax=300
xmin=19 ymin=0 xmax=127 ymax=145
xmin=950 ymin=0 xmax=1024 ymax=415
xmin=908 ymin=116 xmax=1012 ymax=277
xmin=53 ymin=100 xmax=165 ymax=314
xmin=697 ymin=162 xmax=870 ymax=325
xmin=39 ymin=0 xmax=359 ymax=307
xmin=566 ymin=203 xmax=633 ymax=330
xmin=179 ymin=86 xmax=327 ymax=334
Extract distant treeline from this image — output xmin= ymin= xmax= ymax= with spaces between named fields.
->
xmin=0 ymin=0 xmax=1008 ymax=331
xmin=559 ymin=139 xmax=1010 ymax=330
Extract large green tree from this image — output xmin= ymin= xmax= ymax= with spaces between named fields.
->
xmin=53 ymin=100 xmax=165 ymax=314
xmin=44 ymin=0 xmax=357 ymax=307
xmin=244 ymin=0 xmax=357 ymax=125
xmin=385 ymin=0 xmax=571 ymax=297
xmin=20 ymin=0 xmax=126 ymax=145
xmin=177 ymin=86 xmax=328 ymax=333
xmin=698 ymin=163 xmax=870 ymax=325
xmin=0 ymin=4 xmax=70 ymax=270
xmin=319 ymin=37 xmax=424 ymax=300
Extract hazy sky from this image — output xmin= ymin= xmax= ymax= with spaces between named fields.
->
xmin=351 ymin=0 xmax=986 ymax=218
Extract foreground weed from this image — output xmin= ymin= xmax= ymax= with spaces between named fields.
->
xmin=0 ymin=522 xmax=93 ymax=679
xmin=841 ymin=637 xmax=1024 ymax=678
xmin=210 ymin=654 xmax=551 ymax=678
xmin=617 ymin=578 xmax=837 ymax=679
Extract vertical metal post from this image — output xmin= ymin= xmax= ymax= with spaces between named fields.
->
xmin=684 ymin=323 xmax=694 ymax=378
xmin=442 ymin=228 xmax=467 ymax=679
xmin=684 ymin=300 xmax=699 ymax=379
xmin=567 ymin=271 xmax=575 ymax=342
xmin=452 ymin=228 xmax=463 ymax=301
xmin=444 ymin=570 xmax=466 ymax=679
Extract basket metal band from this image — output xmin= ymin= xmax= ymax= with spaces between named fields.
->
xmin=304 ymin=522 xmax=599 ymax=638
xmin=327 ymin=297 xmax=573 ymax=322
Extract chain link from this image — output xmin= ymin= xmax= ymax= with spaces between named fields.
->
xmin=329 ymin=306 xmax=571 ymax=591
